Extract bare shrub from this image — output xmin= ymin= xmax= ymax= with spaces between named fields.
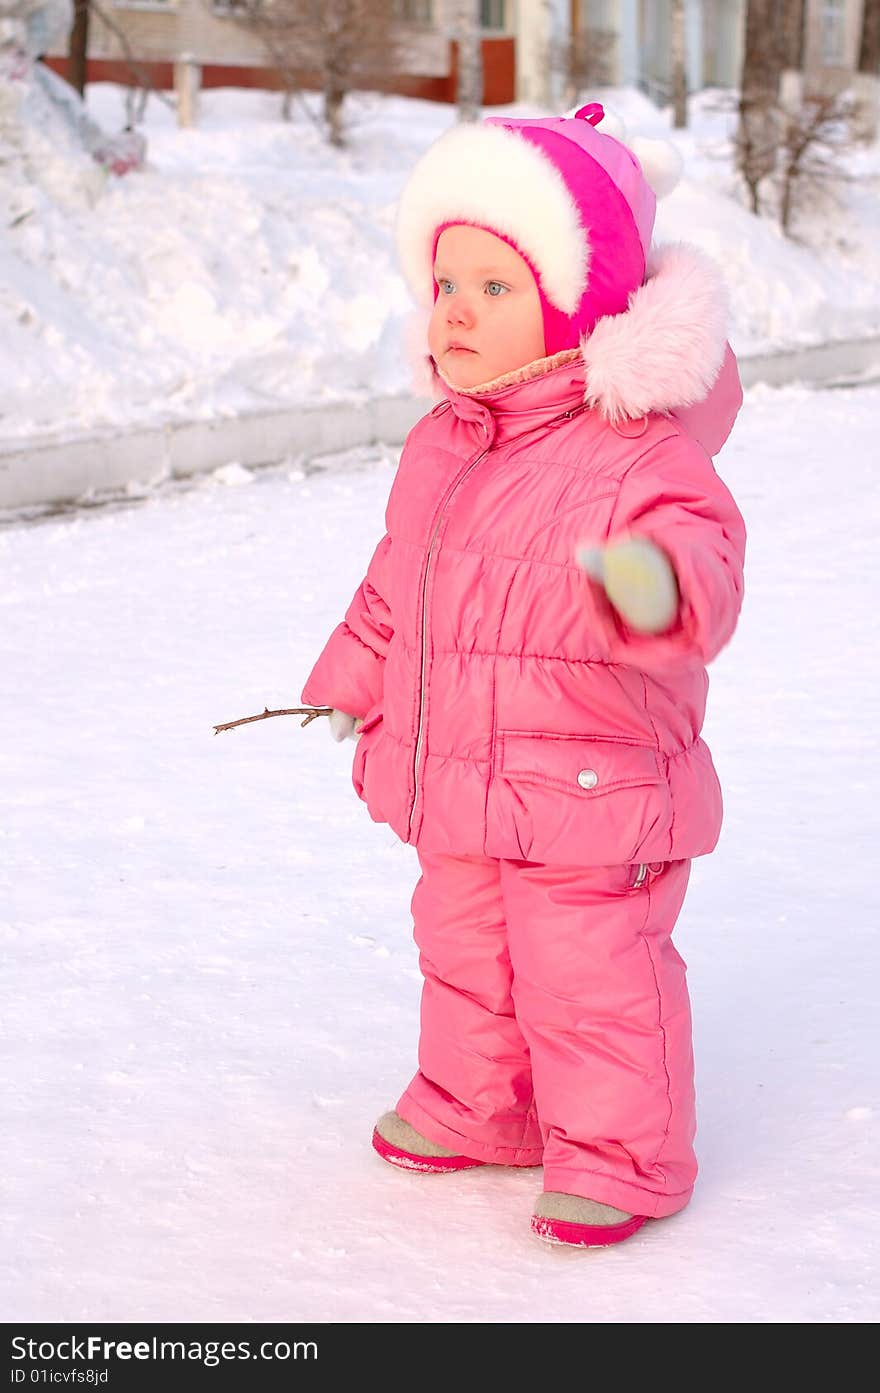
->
xmin=224 ymin=0 xmax=405 ymax=146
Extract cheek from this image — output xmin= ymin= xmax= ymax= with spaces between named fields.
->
xmin=504 ymin=301 xmax=545 ymax=353
xmin=427 ymin=298 xmax=445 ymax=357
xmin=519 ymin=299 xmax=546 ymax=355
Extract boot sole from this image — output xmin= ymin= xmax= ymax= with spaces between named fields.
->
xmin=530 ymin=1213 xmax=648 ymax=1247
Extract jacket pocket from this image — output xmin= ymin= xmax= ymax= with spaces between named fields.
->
xmin=485 ymin=731 xmax=673 ymax=866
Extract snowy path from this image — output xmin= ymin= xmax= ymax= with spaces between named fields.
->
xmin=2 ymin=385 xmax=878 ymax=1323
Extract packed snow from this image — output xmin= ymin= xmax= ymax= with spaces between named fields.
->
xmin=3 ymin=63 xmax=878 ymax=1324
xmin=3 ymin=380 xmax=878 ymax=1323
xmin=2 ymin=78 xmax=880 ymax=446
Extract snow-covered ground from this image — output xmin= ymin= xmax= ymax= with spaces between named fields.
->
xmin=3 ymin=380 xmax=877 ymax=1324
xmin=2 ymin=80 xmax=879 ymax=446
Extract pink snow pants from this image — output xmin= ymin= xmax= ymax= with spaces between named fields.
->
xmin=396 ymin=852 xmax=697 ymax=1218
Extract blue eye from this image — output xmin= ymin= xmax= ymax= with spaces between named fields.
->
xmin=486 ymin=282 xmax=508 ymax=297
xmin=438 ymin=278 xmax=455 ymax=295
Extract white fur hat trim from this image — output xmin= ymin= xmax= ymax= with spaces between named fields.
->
xmin=395 ymin=122 xmax=587 ymax=313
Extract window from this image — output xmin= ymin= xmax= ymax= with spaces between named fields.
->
xmin=395 ymin=0 xmax=433 ymax=21
xmin=480 ymin=0 xmax=505 ymax=30
xmin=820 ymin=0 xmax=845 ymax=65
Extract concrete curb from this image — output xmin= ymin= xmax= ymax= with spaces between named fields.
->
xmin=1 ymin=335 xmax=879 ymax=512
xmin=0 ymin=394 xmax=426 ymax=513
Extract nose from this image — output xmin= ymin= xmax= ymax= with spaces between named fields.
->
xmin=446 ymin=292 xmax=475 ymax=328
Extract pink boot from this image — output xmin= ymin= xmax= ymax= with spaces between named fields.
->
xmin=531 ymin=1193 xmax=649 ymax=1248
xmin=371 ymin=1110 xmax=484 ymax=1174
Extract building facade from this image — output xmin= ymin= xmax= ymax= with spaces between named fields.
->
xmin=42 ymin=0 xmax=871 ymax=109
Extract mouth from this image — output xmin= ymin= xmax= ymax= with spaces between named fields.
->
xmin=446 ymin=343 xmax=476 ymax=354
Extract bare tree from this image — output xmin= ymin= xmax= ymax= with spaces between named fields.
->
xmin=670 ymin=0 xmax=687 ymax=128
xmin=455 ymin=0 xmax=482 ymax=122
xmin=777 ymin=89 xmax=854 ymax=235
xmin=217 ymin=0 xmax=313 ymax=124
xmin=737 ymin=0 xmax=786 ymax=213
xmin=853 ymin=0 xmax=880 ymax=140
xmin=88 ymin=0 xmax=176 ymax=122
xmin=228 ymin=0 xmax=404 ymax=146
xmin=729 ymin=0 xmax=854 ymax=236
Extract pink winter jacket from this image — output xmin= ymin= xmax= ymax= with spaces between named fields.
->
xmin=302 ymin=245 xmax=747 ymax=867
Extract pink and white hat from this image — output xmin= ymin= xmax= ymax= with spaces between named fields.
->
xmin=395 ymin=103 xmax=683 ymax=356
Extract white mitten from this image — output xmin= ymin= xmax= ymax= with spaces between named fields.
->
xmin=577 ymin=537 xmax=680 ymax=634
xmin=328 ymin=709 xmax=364 ymax=742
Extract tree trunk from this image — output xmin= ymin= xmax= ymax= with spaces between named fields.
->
xmin=859 ymin=0 xmax=880 ymax=73
xmin=456 ymin=0 xmax=483 ymax=123
xmin=325 ymin=76 xmax=345 ymax=147
xmin=670 ymin=0 xmax=687 ymax=128
xmin=780 ymin=0 xmax=805 ymax=69
xmin=68 ymin=0 xmax=90 ymax=97
xmin=853 ymin=0 xmax=880 ymax=139
xmin=737 ymin=0 xmax=785 ymax=213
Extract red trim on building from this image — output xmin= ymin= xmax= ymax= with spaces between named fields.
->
xmin=450 ymin=36 xmax=515 ymax=106
xmin=42 ymin=36 xmax=515 ymax=104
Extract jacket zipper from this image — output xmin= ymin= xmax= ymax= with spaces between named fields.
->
xmin=406 ymin=404 xmax=584 ymax=841
xmin=631 ymin=861 xmax=665 ymax=889
xmin=407 ymin=442 xmax=489 ymax=838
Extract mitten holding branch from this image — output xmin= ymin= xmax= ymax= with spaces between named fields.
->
xmin=577 ymin=537 xmax=680 ymax=635
xmin=328 ymin=709 xmax=365 ymax=742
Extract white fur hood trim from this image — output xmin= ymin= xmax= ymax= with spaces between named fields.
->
xmin=581 ymin=242 xmax=730 ymax=422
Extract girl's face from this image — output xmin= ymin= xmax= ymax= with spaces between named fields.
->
xmin=428 ymin=224 xmax=545 ymax=389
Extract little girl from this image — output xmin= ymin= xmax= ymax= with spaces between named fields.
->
xmin=300 ymin=104 xmax=747 ymax=1248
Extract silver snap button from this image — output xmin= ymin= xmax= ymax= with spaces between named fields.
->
xmin=577 ymin=768 xmax=598 ymax=790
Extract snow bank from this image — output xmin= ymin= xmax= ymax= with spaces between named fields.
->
xmin=2 ymin=81 xmax=879 ymax=445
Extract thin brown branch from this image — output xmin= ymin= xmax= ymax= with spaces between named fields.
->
xmin=213 ymin=705 xmax=332 ymax=734
xmin=89 ymin=0 xmax=177 ymax=111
